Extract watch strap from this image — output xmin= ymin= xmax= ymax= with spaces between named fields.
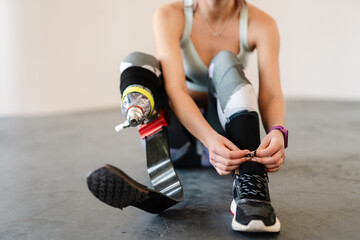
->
xmin=268 ymin=125 xmax=288 ymax=148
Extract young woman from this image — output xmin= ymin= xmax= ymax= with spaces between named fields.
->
xmin=152 ymin=0 xmax=287 ymax=232
xmin=88 ymin=0 xmax=288 ymax=233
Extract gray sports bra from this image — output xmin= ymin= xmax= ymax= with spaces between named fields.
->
xmin=180 ymin=0 xmax=252 ymax=92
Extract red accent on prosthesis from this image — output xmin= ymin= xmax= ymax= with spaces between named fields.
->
xmin=138 ymin=109 xmax=168 ymax=139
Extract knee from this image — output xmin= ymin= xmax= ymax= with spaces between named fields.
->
xmin=209 ymin=51 xmax=255 ymax=109
xmin=211 ymin=50 xmax=237 ymax=64
xmin=209 ymin=50 xmax=249 ymax=91
xmin=120 ymin=51 xmax=161 ymax=77
xmin=209 ymin=51 xmax=258 ymax=128
xmin=209 ymin=50 xmax=238 ymax=79
xmin=119 ymin=52 xmax=163 ymax=105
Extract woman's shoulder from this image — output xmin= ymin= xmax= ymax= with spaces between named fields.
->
xmin=247 ymin=3 xmax=277 ymax=28
xmin=247 ymin=3 xmax=279 ymax=49
xmin=153 ymin=1 xmax=185 ymax=39
xmin=154 ymin=1 xmax=184 ymax=25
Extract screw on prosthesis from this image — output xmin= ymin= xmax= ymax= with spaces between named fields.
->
xmin=115 ymin=108 xmax=160 ymax=133
xmin=115 ymin=106 xmax=144 ymax=132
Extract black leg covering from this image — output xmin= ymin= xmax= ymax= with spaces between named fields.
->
xmin=225 ymin=111 xmax=265 ymax=175
xmin=166 ymin=106 xmax=201 ymax=168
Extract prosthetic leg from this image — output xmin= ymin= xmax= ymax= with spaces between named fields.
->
xmin=87 ymin=52 xmax=183 ymax=214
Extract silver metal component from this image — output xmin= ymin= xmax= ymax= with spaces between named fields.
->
xmin=117 ymin=85 xmax=154 ymax=133
xmin=126 ymin=106 xmax=144 ymax=127
xmin=144 ymin=108 xmax=159 ymax=124
xmin=121 ymin=85 xmax=152 ymax=121
xmin=146 ymin=128 xmax=183 ymax=200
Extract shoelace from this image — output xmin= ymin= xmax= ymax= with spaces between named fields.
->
xmin=235 ymin=173 xmax=270 ymax=201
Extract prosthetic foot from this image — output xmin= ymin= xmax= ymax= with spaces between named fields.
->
xmin=87 ymin=110 xmax=184 ymax=214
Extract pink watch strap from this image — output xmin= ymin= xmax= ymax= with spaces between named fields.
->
xmin=268 ymin=125 xmax=288 ymax=148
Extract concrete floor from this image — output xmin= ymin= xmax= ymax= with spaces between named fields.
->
xmin=1 ymin=100 xmax=360 ymax=240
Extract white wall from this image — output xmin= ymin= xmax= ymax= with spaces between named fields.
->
xmin=1 ymin=0 xmax=360 ymax=116
xmin=247 ymin=0 xmax=360 ymax=101
xmin=0 ymin=0 xmax=170 ymax=116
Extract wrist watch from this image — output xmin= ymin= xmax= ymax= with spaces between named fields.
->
xmin=268 ymin=125 xmax=288 ymax=148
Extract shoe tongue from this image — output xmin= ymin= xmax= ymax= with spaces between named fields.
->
xmin=238 ymin=162 xmax=265 ymax=175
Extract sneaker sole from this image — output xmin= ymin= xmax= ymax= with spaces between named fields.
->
xmin=87 ymin=164 xmax=181 ymax=214
xmin=230 ymin=200 xmax=281 ymax=232
xmin=87 ymin=164 xmax=150 ymax=210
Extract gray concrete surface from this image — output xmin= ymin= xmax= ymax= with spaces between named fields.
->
xmin=0 ymin=100 xmax=359 ymax=240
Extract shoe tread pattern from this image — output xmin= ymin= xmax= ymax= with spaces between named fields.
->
xmin=87 ymin=167 xmax=149 ymax=209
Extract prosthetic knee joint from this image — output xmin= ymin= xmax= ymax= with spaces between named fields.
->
xmin=116 ymin=52 xmax=162 ymax=131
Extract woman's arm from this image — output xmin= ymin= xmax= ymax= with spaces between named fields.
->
xmin=153 ymin=4 xmax=250 ymax=175
xmin=248 ymin=7 xmax=286 ymax=172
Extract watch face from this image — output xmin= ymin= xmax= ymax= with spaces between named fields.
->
xmin=281 ymin=128 xmax=288 ymax=148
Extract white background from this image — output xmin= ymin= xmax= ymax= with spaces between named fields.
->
xmin=1 ymin=0 xmax=359 ymax=116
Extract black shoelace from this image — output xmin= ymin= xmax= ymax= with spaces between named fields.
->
xmin=234 ymin=173 xmax=270 ymax=201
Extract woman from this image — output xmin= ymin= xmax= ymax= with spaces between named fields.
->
xmin=152 ymin=0 xmax=287 ymax=232
xmin=88 ymin=0 xmax=287 ymax=233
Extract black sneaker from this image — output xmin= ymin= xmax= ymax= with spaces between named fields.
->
xmin=230 ymin=173 xmax=281 ymax=232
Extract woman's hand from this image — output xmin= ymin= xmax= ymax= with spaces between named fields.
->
xmin=251 ymin=130 xmax=285 ymax=172
xmin=208 ymin=134 xmax=251 ymax=176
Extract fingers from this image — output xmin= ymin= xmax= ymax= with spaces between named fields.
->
xmin=209 ymin=144 xmax=252 ymax=175
xmin=210 ymin=155 xmax=249 ymax=169
xmin=255 ymin=136 xmax=283 ymax=157
xmin=252 ymin=150 xmax=285 ymax=172
xmin=210 ymin=160 xmax=238 ymax=175
xmin=223 ymin=138 xmax=241 ymax=151
xmin=264 ymin=157 xmax=284 ymax=170
xmin=266 ymin=167 xmax=281 ymax=173
xmin=255 ymin=145 xmax=278 ymax=158
xmin=214 ymin=167 xmax=233 ymax=176
xmin=211 ymin=144 xmax=250 ymax=160
xmin=257 ymin=135 xmax=270 ymax=151
xmin=252 ymin=149 xmax=283 ymax=165
xmin=209 ymin=148 xmax=252 ymax=174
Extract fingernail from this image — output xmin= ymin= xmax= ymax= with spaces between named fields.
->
xmin=251 ymin=158 xmax=257 ymax=162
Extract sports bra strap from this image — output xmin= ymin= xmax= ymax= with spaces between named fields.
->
xmin=180 ymin=0 xmax=193 ymax=46
xmin=239 ymin=3 xmax=251 ymax=52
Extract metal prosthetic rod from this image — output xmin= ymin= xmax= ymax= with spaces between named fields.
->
xmin=87 ymin=53 xmax=183 ymax=213
xmin=138 ymin=110 xmax=184 ymax=212
xmin=96 ymin=109 xmax=183 ymax=214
